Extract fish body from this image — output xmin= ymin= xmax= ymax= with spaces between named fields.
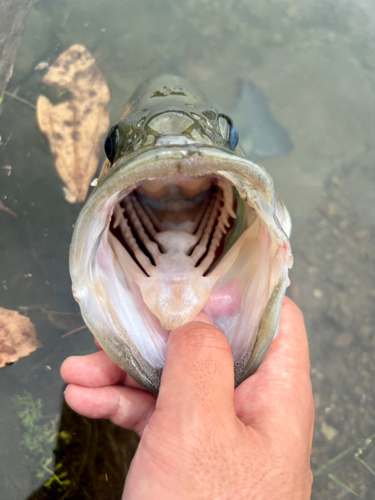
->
xmin=70 ymin=75 xmax=293 ymax=394
xmin=230 ymin=82 xmax=293 ymax=161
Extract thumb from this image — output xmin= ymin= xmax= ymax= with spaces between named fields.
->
xmin=157 ymin=314 xmax=235 ymax=423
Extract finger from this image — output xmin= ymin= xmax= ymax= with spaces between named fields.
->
xmin=94 ymin=338 xmax=103 ymax=350
xmin=61 ymin=351 xmax=126 ymax=386
xmin=64 ymin=384 xmax=156 ymax=436
xmin=235 ymin=297 xmax=314 ymax=434
xmin=157 ymin=316 xmax=236 ymax=425
xmin=192 ymin=312 xmax=214 ymax=325
xmin=61 ymin=350 xmax=143 ymax=390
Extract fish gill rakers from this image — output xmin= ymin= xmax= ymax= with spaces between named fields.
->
xmin=111 ymin=182 xmax=236 ymax=278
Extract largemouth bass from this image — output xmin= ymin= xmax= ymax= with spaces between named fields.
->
xmin=69 ymin=75 xmax=293 ymax=394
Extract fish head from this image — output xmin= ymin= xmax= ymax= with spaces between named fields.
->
xmin=70 ymin=75 xmax=293 ymax=394
xmin=100 ymin=75 xmax=241 ymax=175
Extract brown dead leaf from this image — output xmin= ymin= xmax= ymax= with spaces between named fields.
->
xmin=0 ymin=307 xmax=41 ymax=367
xmin=36 ymin=44 xmax=110 ymax=203
xmin=0 ymin=200 xmax=18 ymax=218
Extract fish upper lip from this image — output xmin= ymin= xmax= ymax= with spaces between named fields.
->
xmin=103 ymin=143 xmax=268 ymax=192
xmin=116 ymin=141 xmax=203 ymax=164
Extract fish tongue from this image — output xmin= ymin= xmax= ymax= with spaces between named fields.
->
xmin=137 ymin=231 xmax=216 ymax=330
xmin=139 ymin=271 xmax=215 ymax=331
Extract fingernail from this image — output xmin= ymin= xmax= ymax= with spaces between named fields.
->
xmin=192 ymin=312 xmax=214 ymax=325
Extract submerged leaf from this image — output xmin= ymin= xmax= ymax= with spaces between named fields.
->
xmin=39 ymin=308 xmax=83 ymax=331
xmin=0 ymin=307 xmax=41 ymax=367
xmin=36 ymin=44 xmax=110 ymax=203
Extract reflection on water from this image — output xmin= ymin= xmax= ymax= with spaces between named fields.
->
xmin=0 ymin=0 xmax=374 ymax=498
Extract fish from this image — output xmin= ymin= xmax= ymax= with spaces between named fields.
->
xmin=69 ymin=75 xmax=293 ymax=394
xmin=229 ymin=81 xmax=293 ymax=161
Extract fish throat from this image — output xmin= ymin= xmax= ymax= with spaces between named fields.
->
xmin=109 ymin=177 xmax=238 ymax=330
xmin=112 ymin=182 xmax=233 ymax=276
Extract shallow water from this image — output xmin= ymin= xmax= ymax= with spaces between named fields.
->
xmin=1 ymin=0 xmax=375 ymax=498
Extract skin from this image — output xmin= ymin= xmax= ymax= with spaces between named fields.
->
xmin=61 ymin=297 xmax=314 ymax=500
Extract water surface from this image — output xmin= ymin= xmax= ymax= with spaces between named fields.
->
xmin=1 ymin=0 xmax=375 ymax=498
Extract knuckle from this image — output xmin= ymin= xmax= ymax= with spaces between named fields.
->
xmin=282 ymin=296 xmax=304 ymax=321
xmin=180 ymin=324 xmax=232 ymax=356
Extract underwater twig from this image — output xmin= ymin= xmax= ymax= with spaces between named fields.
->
xmin=327 ymin=474 xmax=363 ymax=499
xmin=1 ymin=132 xmax=12 ymax=149
xmin=314 ymin=433 xmax=375 ymax=499
xmin=4 ymin=90 xmax=36 ymax=109
xmin=314 ymin=433 xmax=375 ymax=477
xmin=355 ymin=457 xmax=375 ymax=476
xmin=61 ymin=324 xmax=87 ymax=338
xmin=0 ymin=200 xmax=18 ymax=218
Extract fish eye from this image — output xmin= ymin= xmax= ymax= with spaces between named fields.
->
xmin=229 ymin=123 xmax=239 ymax=151
xmin=104 ymin=125 xmax=120 ymax=164
xmin=218 ymin=114 xmax=239 ymax=151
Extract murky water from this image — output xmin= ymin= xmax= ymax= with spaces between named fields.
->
xmin=1 ymin=0 xmax=375 ymax=498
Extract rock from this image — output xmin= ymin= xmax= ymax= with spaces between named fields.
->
xmin=333 ymin=333 xmax=353 ymax=348
xmin=321 ymin=421 xmax=338 ymax=442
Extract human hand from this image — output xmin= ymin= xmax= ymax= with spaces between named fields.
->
xmin=61 ymin=297 xmax=314 ymax=500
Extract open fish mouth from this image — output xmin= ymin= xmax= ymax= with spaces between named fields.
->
xmin=69 ymin=75 xmax=293 ymax=394
xmin=70 ymin=147 xmax=292 ymax=394
xmin=110 ymin=175 xmax=243 ymax=331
